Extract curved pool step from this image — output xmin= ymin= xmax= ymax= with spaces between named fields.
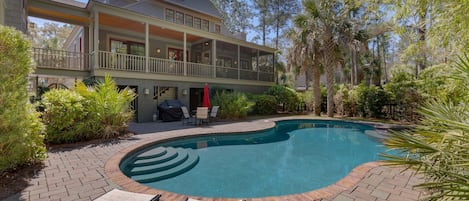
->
xmin=131 ymin=148 xmax=178 ymax=167
xmin=135 ymin=147 xmax=168 ymax=160
xmin=132 ymin=149 xmax=199 ymax=183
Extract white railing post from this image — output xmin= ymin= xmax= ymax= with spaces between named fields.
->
xmin=145 ymin=23 xmax=149 ymax=73
xmin=93 ymin=10 xmax=99 ymax=70
xmin=212 ymin=39 xmax=216 ymax=78
xmin=183 ymin=32 xmax=187 ymax=76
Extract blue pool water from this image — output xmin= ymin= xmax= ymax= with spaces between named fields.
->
xmin=121 ymin=120 xmax=389 ymax=198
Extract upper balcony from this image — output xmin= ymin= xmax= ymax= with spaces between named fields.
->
xmin=33 ymin=47 xmax=274 ymax=83
xmin=28 ymin=0 xmax=275 ymax=85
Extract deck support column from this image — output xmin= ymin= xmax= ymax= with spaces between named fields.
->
xmin=145 ymin=23 xmax=149 ymax=73
xmin=93 ymin=10 xmax=99 ymax=71
xmin=88 ymin=21 xmax=93 ymax=71
xmin=237 ymin=45 xmax=240 ymax=80
xmin=212 ymin=39 xmax=216 ymax=78
xmin=257 ymin=50 xmax=260 ymax=81
xmin=183 ymin=32 xmax=187 ymax=76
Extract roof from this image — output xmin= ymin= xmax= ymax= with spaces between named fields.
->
xmin=163 ymin=0 xmax=221 ymax=19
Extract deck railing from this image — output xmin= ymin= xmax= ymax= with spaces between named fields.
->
xmin=33 ymin=48 xmax=273 ymax=82
xmin=33 ymin=48 xmax=89 ymax=71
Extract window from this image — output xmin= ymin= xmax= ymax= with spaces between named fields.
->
xmin=175 ymin=11 xmax=184 ymax=25
xmin=194 ymin=17 xmax=201 ymax=29
xmin=185 ymin=14 xmax=193 ymax=27
xmin=215 ymin=24 xmax=221 ymax=33
xmin=202 ymin=19 xmax=209 ymax=32
xmin=110 ymin=39 xmax=145 ymax=56
xmin=165 ymin=9 xmax=174 ymax=22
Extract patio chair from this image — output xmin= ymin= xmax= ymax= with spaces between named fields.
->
xmin=196 ymin=107 xmax=209 ymax=125
xmin=209 ymin=106 xmax=219 ymax=122
xmin=181 ymin=106 xmax=193 ymax=125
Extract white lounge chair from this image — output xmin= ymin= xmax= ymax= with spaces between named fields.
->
xmin=196 ymin=107 xmax=209 ymax=125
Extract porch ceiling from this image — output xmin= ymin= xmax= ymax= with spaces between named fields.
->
xmin=99 ymin=13 xmax=204 ymax=42
xmin=28 ymin=7 xmax=89 ymax=25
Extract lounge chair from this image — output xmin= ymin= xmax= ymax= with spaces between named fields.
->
xmin=209 ymin=106 xmax=219 ymax=122
xmin=196 ymin=107 xmax=209 ymax=125
xmin=181 ymin=106 xmax=193 ymax=125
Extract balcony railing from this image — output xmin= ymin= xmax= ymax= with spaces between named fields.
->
xmin=33 ymin=48 xmax=274 ymax=82
xmin=33 ymin=48 xmax=89 ymax=71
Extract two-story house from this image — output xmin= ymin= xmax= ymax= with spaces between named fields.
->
xmin=4 ymin=0 xmax=276 ymax=122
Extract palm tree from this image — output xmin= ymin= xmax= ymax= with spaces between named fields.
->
xmin=383 ymin=54 xmax=469 ymax=200
xmin=287 ymin=13 xmax=322 ymax=116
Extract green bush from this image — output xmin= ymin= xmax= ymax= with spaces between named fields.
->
xmin=266 ymin=85 xmax=300 ymax=112
xmin=42 ymin=75 xmax=135 ymax=144
xmin=0 ymin=26 xmax=46 ymax=172
xmin=213 ymin=91 xmax=254 ymax=119
xmin=75 ymin=75 xmax=135 ymax=139
xmin=41 ymin=90 xmax=88 ymax=143
xmin=250 ymin=94 xmax=277 ymax=115
xmin=384 ymin=70 xmax=422 ymax=121
xmin=352 ymin=83 xmax=391 ymax=118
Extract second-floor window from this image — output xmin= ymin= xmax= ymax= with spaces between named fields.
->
xmin=194 ymin=17 xmax=201 ymax=29
xmin=165 ymin=9 xmax=174 ymax=22
xmin=175 ymin=11 xmax=184 ymax=25
xmin=202 ymin=19 xmax=209 ymax=32
xmin=185 ymin=14 xmax=193 ymax=27
xmin=215 ymin=24 xmax=221 ymax=33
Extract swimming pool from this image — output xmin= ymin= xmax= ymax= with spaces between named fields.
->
xmin=120 ymin=119 xmax=388 ymax=198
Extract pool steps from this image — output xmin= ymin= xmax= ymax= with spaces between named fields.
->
xmin=124 ymin=147 xmax=199 ymax=183
xmin=131 ymin=148 xmax=178 ymax=167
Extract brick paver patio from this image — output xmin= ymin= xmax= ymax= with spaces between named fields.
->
xmin=4 ymin=117 xmax=426 ymax=201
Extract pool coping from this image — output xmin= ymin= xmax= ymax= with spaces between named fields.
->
xmin=104 ymin=117 xmax=388 ymax=201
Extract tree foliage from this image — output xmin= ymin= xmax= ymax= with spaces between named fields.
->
xmin=0 ymin=25 xmax=46 ymax=172
xmin=383 ymin=54 xmax=469 ymax=200
xmin=28 ymin=22 xmax=73 ymax=50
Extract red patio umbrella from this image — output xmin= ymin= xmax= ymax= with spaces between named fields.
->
xmin=202 ymin=83 xmax=211 ymax=108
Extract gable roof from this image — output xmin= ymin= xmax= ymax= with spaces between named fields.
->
xmin=163 ymin=0 xmax=221 ymax=19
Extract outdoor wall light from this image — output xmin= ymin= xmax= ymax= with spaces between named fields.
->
xmin=182 ymin=89 xmax=188 ymax=95
xmin=144 ymin=88 xmax=150 ymax=95
xmin=156 ymin=48 xmax=161 ymax=53
xmin=204 ymin=42 xmax=209 ymax=46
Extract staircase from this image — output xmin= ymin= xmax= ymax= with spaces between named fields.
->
xmin=122 ymin=147 xmax=199 ymax=183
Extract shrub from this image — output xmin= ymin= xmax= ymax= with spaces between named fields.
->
xmin=75 ymin=75 xmax=135 ymax=139
xmin=0 ymin=26 xmax=46 ymax=172
xmin=250 ymin=94 xmax=277 ymax=115
xmin=41 ymin=90 xmax=89 ymax=143
xmin=266 ymin=85 xmax=300 ymax=112
xmin=352 ymin=83 xmax=391 ymax=118
xmin=384 ymin=70 xmax=422 ymax=121
xmin=333 ymin=84 xmax=350 ymax=116
xmin=42 ymin=75 xmax=135 ymax=144
xmin=213 ymin=91 xmax=254 ymax=119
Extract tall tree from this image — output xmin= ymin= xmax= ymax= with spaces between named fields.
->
xmin=287 ymin=16 xmax=322 ymax=116
xmin=269 ymin=0 xmax=300 ymax=49
xmin=28 ymin=22 xmax=72 ymax=49
xmin=210 ymin=0 xmax=253 ymax=33
xmin=253 ymin=0 xmax=272 ymax=46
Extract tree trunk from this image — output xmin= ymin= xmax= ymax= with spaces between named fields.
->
xmin=312 ymin=61 xmax=321 ymax=116
xmin=325 ymin=58 xmax=335 ymax=117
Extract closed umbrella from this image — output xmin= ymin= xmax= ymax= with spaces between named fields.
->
xmin=202 ymin=83 xmax=210 ymax=108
